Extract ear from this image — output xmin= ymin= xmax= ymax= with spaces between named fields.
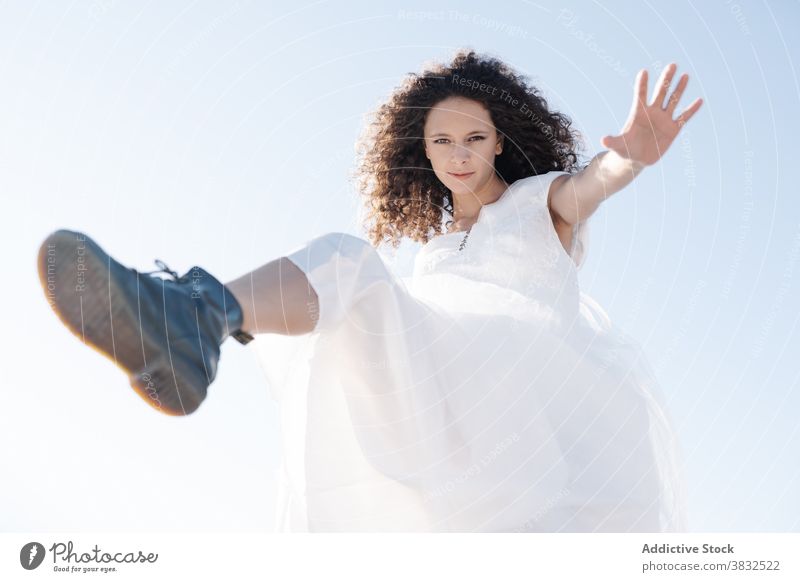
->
xmin=496 ymin=134 xmax=504 ymax=155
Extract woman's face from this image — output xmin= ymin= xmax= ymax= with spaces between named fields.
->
xmin=423 ymin=96 xmax=504 ymax=195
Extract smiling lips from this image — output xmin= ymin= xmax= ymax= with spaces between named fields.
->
xmin=449 ymin=171 xmax=474 ymax=178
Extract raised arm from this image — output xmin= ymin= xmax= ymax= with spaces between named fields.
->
xmin=548 ymin=63 xmax=704 ymax=226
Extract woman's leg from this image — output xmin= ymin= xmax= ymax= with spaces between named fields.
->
xmin=254 ymin=232 xmax=394 ymax=337
xmin=37 ymin=229 xmax=347 ymax=416
xmin=225 ymin=257 xmax=320 ymax=337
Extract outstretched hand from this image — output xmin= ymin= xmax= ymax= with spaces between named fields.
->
xmin=601 ymin=63 xmax=703 ymax=168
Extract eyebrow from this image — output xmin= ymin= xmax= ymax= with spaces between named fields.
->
xmin=429 ymin=130 xmax=488 ymax=138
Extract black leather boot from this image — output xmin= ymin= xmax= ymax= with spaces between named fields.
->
xmin=37 ymin=229 xmax=254 ymax=416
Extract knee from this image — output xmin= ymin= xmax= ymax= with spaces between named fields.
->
xmin=284 ymin=232 xmax=392 ymax=333
xmin=317 ymin=232 xmax=371 ymax=250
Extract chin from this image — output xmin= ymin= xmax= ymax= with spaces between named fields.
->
xmin=441 ymin=173 xmax=481 ymax=193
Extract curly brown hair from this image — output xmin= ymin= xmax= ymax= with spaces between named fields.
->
xmin=351 ymin=48 xmax=586 ymax=249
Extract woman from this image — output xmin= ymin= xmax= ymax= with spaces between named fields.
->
xmin=38 ymin=49 xmax=702 ymax=532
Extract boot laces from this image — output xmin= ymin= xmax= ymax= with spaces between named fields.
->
xmin=142 ymin=259 xmax=183 ymax=281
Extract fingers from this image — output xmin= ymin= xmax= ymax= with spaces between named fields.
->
xmin=666 ymin=73 xmax=689 ymax=114
xmin=675 ymin=97 xmax=704 ymax=127
xmin=651 ymin=62 xmax=677 ymax=109
xmin=636 ymin=68 xmax=648 ymax=108
xmin=645 ymin=63 xmax=703 ymax=126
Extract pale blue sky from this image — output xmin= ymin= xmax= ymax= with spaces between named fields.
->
xmin=1 ymin=0 xmax=798 ymax=532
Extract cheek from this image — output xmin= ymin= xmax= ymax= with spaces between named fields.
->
xmin=427 ymin=149 xmax=446 ymax=169
xmin=477 ymin=142 xmax=498 ymax=164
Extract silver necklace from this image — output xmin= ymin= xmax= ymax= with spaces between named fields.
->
xmin=458 ymin=226 xmax=472 ymax=251
xmin=448 ymin=180 xmax=508 ymax=253
xmin=446 ymin=219 xmax=472 ymax=252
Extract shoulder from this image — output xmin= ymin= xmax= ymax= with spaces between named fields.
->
xmin=512 ymin=171 xmax=571 ymax=200
xmin=514 ymin=170 xmax=571 ymax=188
xmin=513 ymin=171 xmax=574 ymax=230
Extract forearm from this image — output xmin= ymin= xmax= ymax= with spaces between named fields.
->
xmin=558 ymin=150 xmax=646 ymax=223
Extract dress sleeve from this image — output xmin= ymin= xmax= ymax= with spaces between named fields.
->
xmin=569 ymin=217 xmax=590 ymax=271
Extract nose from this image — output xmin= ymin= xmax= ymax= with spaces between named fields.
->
xmin=450 ymin=143 xmax=470 ymax=164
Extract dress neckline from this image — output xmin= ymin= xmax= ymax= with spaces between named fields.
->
xmin=429 ymin=180 xmax=515 ymax=245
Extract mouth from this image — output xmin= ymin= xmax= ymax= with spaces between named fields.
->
xmin=448 ymin=172 xmax=475 ymax=179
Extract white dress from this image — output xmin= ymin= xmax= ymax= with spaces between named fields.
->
xmin=251 ymin=170 xmax=688 ymax=532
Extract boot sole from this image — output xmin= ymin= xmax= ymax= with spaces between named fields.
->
xmin=37 ymin=229 xmax=201 ymax=416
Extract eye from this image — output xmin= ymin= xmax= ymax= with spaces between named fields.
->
xmin=432 ymin=136 xmax=485 ymax=144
